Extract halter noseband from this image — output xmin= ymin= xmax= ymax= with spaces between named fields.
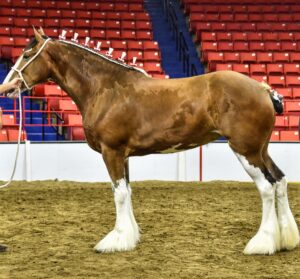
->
xmin=11 ymin=38 xmax=51 ymax=90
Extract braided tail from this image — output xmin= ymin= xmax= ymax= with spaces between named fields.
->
xmin=261 ymin=81 xmax=283 ymax=114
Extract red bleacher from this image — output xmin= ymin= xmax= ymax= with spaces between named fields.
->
xmin=0 ymin=0 xmax=171 ymax=141
xmin=0 ymin=110 xmax=26 ymax=142
xmin=0 ymin=0 xmax=166 ymax=76
xmin=183 ymin=0 xmax=300 ymax=141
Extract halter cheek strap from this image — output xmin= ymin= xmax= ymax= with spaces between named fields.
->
xmin=11 ymin=38 xmax=51 ymax=90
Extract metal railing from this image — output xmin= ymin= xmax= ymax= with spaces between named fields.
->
xmin=163 ymin=0 xmax=198 ymax=76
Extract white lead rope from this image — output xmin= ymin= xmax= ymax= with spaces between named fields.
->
xmin=0 ymin=88 xmax=23 ymax=189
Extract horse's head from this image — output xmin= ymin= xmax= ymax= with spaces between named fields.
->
xmin=4 ymin=27 xmax=52 ymax=96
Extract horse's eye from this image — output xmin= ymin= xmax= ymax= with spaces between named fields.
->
xmin=23 ymin=54 xmax=30 ymax=60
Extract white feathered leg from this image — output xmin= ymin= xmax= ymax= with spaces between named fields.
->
xmin=235 ymin=153 xmax=280 ymax=255
xmin=276 ymin=177 xmax=299 ymax=250
xmin=94 ymin=178 xmax=140 ymax=253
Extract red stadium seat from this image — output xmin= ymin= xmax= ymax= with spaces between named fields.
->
xmin=143 ymin=62 xmax=163 ymax=74
xmin=59 ymin=100 xmax=78 ymax=111
xmin=276 ymin=88 xmax=293 ymax=99
xmin=77 ymin=11 xmax=92 ymax=19
xmin=216 ymin=64 xmax=233 ymax=71
xmin=250 ymin=64 xmax=267 ymax=76
xmin=41 ymin=1 xmax=56 ymax=9
xmin=265 ymin=42 xmax=281 ymax=52
xmin=122 ymin=30 xmax=136 ymax=40
xmin=293 ymin=88 xmax=300 ymax=99
xmin=270 ymin=131 xmax=280 ymax=141
xmin=136 ymin=31 xmax=152 ymax=40
xmin=268 ymin=76 xmax=285 ymax=88
xmin=0 ymin=27 xmax=10 ymax=36
xmin=232 ymin=32 xmax=247 ymax=42
xmin=127 ymin=41 xmax=143 ymax=51
xmin=121 ymin=21 xmax=136 ymax=30
xmin=71 ymin=127 xmax=85 ymax=140
xmin=14 ymin=37 xmax=30 ymax=47
xmin=224 ymin=52 xmax=240 ymax=63
xmin=275 ymin=115 xmax=287 ymax=129
xmin=14 ymin=18 xmax=29 ymax=27
xmin=273 ymin=52 xmax=290 ymax=63
xmin=288 ymin=115 xmax=299 ymax=128
xmin=106 ymin=20 xmax=121 ymax=30
xmin=216 ymin=33 xmax=232 ymax=42
xmin=7 ymin=129 xmax=26 ymax=141
xmin=31 ymin=9 xmax=46 ymax=18
xmin=111 ymin=40 xmax=127 ymax=50
xmin=61 ymin=10 xmax=76 ymax=19
xmin=290 ymin=53 xmax=300 ymax=63
xmin=232 ymin=64 xmax=249 ymax=75
xmin=257 ymin=52 xmax=273 ymax=64
xmin=281 ymin=42 xmax=298 ymax=52
xmin=286 ymin=76 xmax=300 ymax=88
xmin=285 ymin=101 xmax=300 ymax=112
xmin=127 ymin=50 xmax=143 ymax=63
xmin=201 ymin=32 xmax=216 ymax=42
xmin=218 ymin=42 xmax=233 ymax=52
xmin=267 ymin=64 xmax=284 ymax=75
xmin=16 ymin=9 xmax=31 ymax=17
xmin=0 ymin=130 xmax=8 ymax=142
xmin=56 ymin=2 xmax=71 ymax=9
xmin=240 ymin=52 xmax=257 ymax=64
xmin=106 ymin=30 xmax=121 ymax=40
xmin=44 ymin=85 xmax=62 ymax=97
xmin=280 ymin=131 xmax=299 ymax=142
xmin=11 ymin=28 xmax=27 ymax=38
xmin=143 ymin=41 xmax=159 ymax=51
xmin=2 ymin=114 xmax=15 ymax=126
xmin=70 ymin=2 xmax=86 ymax=10
xmin=233 ymin=42 xmax=249 ymax=52
xmin=284 ymin=64 xmax=300 ymax=75
xmin=144 ymin=51 xmax=160 ymax=62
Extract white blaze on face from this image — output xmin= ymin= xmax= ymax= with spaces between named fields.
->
xmin=3 ymin=54 xmax=24 ymax=84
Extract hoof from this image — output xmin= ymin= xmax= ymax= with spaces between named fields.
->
xmin=280 ymin=215 xmax=300 ymax=251
xmin=244 ymin=230 xmax=280 ymax=255
xmin=94 ymin=228 xmax=139 ymax=253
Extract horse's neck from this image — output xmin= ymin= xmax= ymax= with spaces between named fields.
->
xmin=48 ymin=42 xmax=130 ymax=112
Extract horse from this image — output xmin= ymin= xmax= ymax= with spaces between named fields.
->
xmin=3 ymin=27 xmax=299 ymax=255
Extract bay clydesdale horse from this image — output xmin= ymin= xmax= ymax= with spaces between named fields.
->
xmin=3 ymin=28 xmax=299 ymax=255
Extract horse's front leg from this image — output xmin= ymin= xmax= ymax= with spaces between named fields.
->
xmin=94 ymin=147 xmax=140 ymax=253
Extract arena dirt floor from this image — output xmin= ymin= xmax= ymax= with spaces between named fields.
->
xmin=1 ymin=180 xmax=300 ymax=279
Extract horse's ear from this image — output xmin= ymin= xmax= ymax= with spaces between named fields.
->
xmin=39 ymin=26 xmax=45 ymax=36
xmin=33 ymin=26 xmax=43 ymax=41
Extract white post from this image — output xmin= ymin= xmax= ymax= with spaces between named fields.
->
xmin=177 ymin=151 xmax=186 ymax=181
xmin=25 ymin=140 xmax=32 ymax=182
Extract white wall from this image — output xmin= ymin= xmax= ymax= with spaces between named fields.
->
xmin=0 ymin=142 xmax=299 ymax=182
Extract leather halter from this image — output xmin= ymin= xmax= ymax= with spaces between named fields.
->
xmin=11 ymin=38 xmax=51 ymax=90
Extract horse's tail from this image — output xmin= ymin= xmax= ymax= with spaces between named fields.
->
xmin=261 ymin=81 xmax=284 ymax=114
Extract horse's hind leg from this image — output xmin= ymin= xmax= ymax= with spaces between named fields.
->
xmin=94 ymin=147 xmax=140 ymax=253
xmin=230 ymin=144 xmax=280 ymax=255
xmin=263 ymin=149 xmax=300 ymax=251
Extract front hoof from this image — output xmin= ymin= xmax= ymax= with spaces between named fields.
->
xmin=244 ymin=230 xmax=280 ymax=255
xmin=94 ymin=229 xmax=138 ymax=253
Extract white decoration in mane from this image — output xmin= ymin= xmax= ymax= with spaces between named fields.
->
xmin=58 ymin=39 xmax=150 ymax=77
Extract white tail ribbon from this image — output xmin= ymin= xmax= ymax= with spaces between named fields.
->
xmin=59 ymin=30 xmax=67 ymax=40
xmin=106 ymin=47 xmax=114 ymax=57
xmin=131 ymin=57 xmax=137 ymax=65
xmin=94 ymin=41 xmax=102 ymax=51
xmin=84 ymin=37 xmax=90 ymax=46
xmin=71 ymin=32 xmax=79 ymax=42
xmin=118 ymin=52 xmax=126 ymax=62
